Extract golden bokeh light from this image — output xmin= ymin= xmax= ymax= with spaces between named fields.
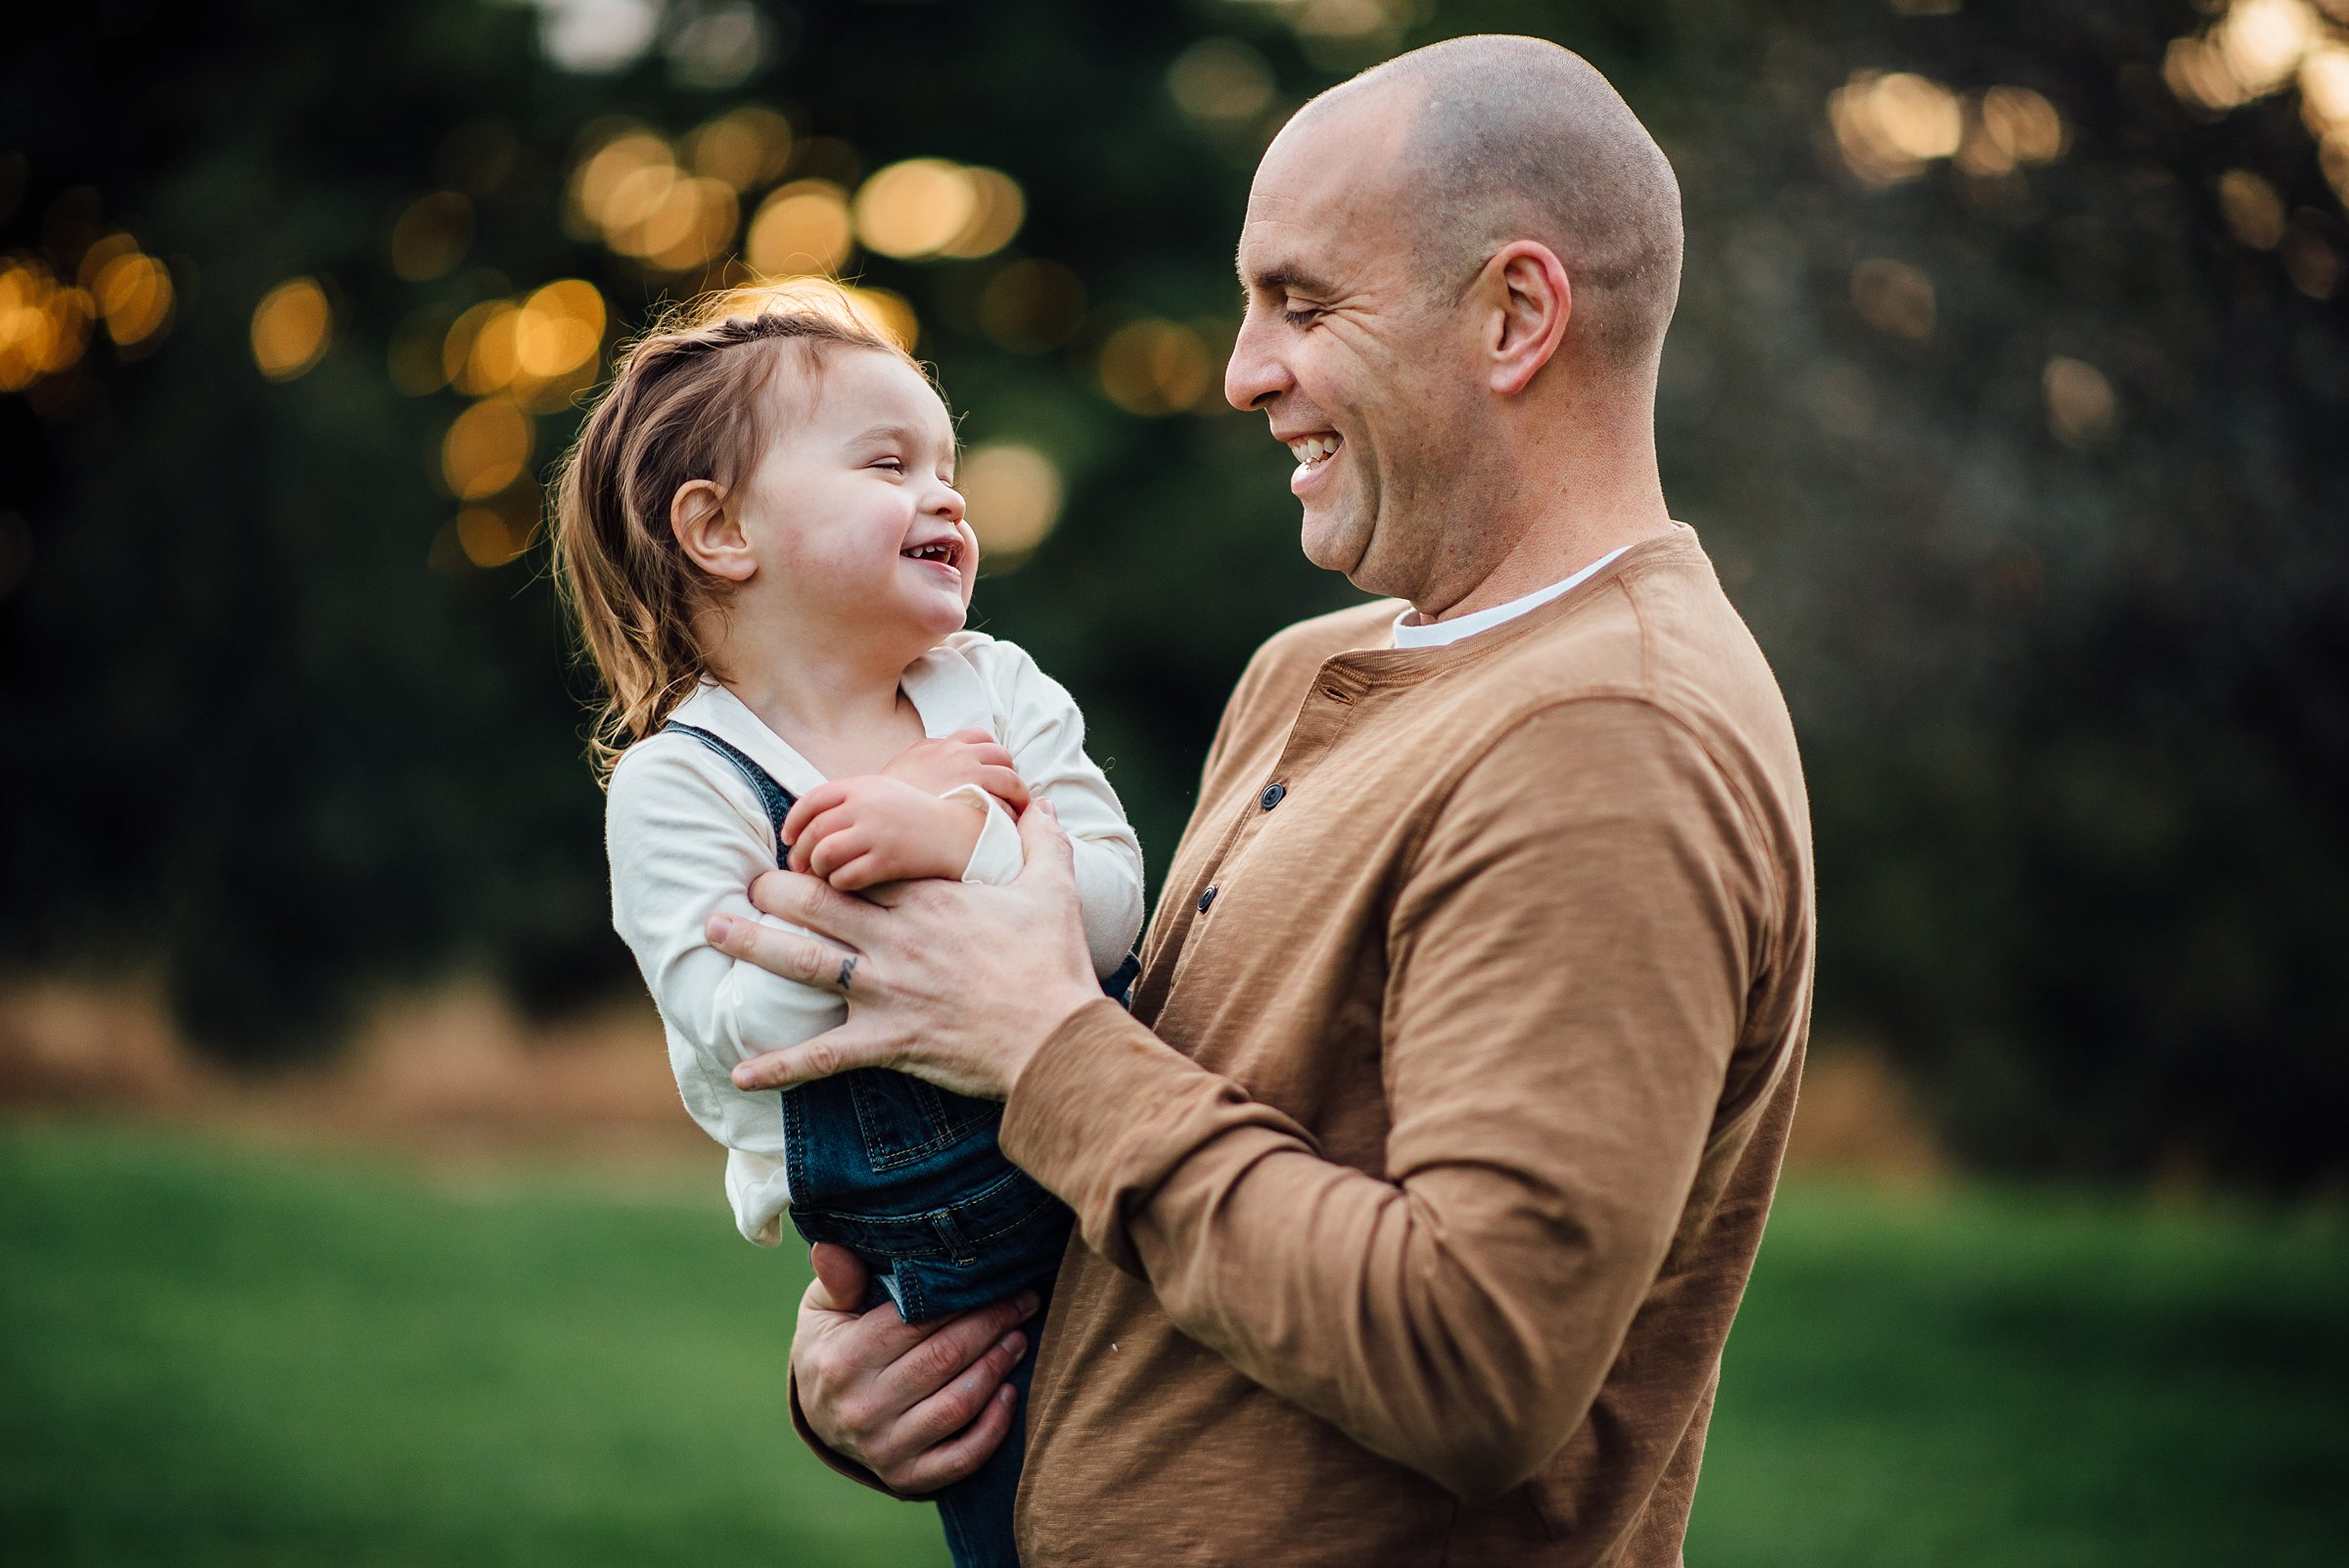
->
xmin=453 ymin=300 xmax=521 ymax=395
xmin=957 ymin=441 xmax=1064 ymax=562
xmin=429 ymin=281 xmax=607 ymax=410
xmin=939 ymin=168 xmax=1025 ymax=259
xmin=2218 ymin=168 xmax=2288 ymax=249
xmin=854 ymin=159 xmax=979 ymax=259
xmin=1978 ymin=87 xmax=2067 ymax=165
xmin=441 ymin=396 xmax=533 ymax=499
xmin=2302 ymin=44 xmax=2349 ymax=134
xmin=747 ymin=180 xmax=855 ymax=275
xmin=454 ymin=495 xmax=538 ymax=568
xmin=251 ymin=277 xmax=332 ymax=382
xmin=2043 ymin=356 xmax=2118 ymax=447
xmin=2216 ymin=0 xmax=2321 ymax=97
xmin=688 ymin=106 xmax=793 ymax=191
xmin=76 ymin=237 xmax=172 ymax=351
xmin=977 ymin=258 xmax=1086 ymax=352
xmin=715 ymin=276 xmax=920 ymax=352
xmin=1829 ymin=71 xmax=1964 ymax=184
xmin=1851 ymin=258 xmax=1936 ymax=340
xmin=2166 ymin=0 xmax=2336 ymax=117
xmin=570 ymin=129 xmax=673 ymax=237
xmin=1098 ymin=318 xmax=1215 ymax=416
xmin=390 ymin=192 xmax=474 ymax=282
xmin=516 ymin=279 xmax=605 ymax=377
xmin=625 ymin=175 xmax=739 ymax=271
xmin=841 ymin=286 xmax=918 ymax=351
xmin=0 ymin=257 xmax=97 ymax=391
xmin=1167 ymin=38 xmax=1276 ymax=124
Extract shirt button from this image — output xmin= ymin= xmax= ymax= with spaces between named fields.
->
xmin=1197 ymin=885 xmax=1218 ymax=913
xmin=1260 ymin=782 xmax=1287 ymax=810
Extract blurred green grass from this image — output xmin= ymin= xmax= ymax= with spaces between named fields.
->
xmin=2 ymin=1125 xmax=2343 ymax=1567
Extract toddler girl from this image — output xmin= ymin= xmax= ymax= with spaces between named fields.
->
xmin=551 ymin=286 xmax=1144 ymax=1568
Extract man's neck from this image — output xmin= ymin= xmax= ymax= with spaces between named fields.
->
xmin=1408 ymin=502 xmax=1673 ymax=624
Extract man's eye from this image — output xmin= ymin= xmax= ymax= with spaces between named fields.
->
xmin=1282 ymin=305 xmax=1319 ymax=327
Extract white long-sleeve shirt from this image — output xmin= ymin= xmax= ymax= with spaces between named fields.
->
xmin=606 ymin=631 xmax=1146 ymax=1246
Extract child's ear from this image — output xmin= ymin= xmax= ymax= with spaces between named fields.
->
xmin=670 ymin=479 xmax=755 ymax=581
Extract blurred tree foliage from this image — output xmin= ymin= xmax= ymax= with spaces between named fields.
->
xmin=1 ymin=0 xmax=2341 ymax=1187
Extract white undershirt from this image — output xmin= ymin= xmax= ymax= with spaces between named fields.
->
xmin=1390 ymin=545 xmax=1635 ymax=650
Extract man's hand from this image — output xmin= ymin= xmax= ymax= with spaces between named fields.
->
xmin=706 ymin=803 xmax=1101 ymax=1101
xmin=781 ymin=774 xmax=987 ymax=892
xmin=881 ymin=729 xmax=1032 ymax=815
xmin=795 ymin=1243 xmax=1037 ymax=1494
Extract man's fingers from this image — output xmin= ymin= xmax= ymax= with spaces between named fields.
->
xmin=1013 ymin=795 xmax=1077 ymax=883
xmin=731 ymin=1018 xmax=893 ymax=1089
xmin=885 ymin=1380 xmax=1020 ymax=1496
xmin=748 ymin=867 xmax=888 ymax=948
xmin=706 ymin=907 xmax=857 ymax=992
xmin=807 ymin=1243 xmax=870 ymax=1314
xmin=869 ymin=1290 xmax=1039 ymax=1412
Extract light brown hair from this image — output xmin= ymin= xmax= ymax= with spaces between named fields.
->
xmin=549 ymin=285 xmax=919 ymax=779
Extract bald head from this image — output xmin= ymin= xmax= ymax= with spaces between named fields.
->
xmin=1303 ymin=35 xmax=1684 ymax=373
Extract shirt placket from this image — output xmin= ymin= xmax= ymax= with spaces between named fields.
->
xmin=1159 ymin=658 xmax=1375 ymax=997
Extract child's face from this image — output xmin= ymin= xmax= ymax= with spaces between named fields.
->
xmin=735 ymin=348 xmax=978 ymax=661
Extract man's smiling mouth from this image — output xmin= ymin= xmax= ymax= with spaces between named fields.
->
xmin=1287 ymin=434 xmax=1342 ymax=469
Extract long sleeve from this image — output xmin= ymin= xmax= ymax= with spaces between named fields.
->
xmin=956 ymin=638 xmax=1146 ymax=978
xmin=607 ymin=739 xmax=848 ymax=1245
xmin=998 ymin=698 xmax=1774 ymax=1499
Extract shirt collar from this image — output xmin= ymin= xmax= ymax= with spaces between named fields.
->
xmin=668 ymin=640 xmax=997 ymax=793
xmin=1390 ymin=543 xmax=1635 ymax=651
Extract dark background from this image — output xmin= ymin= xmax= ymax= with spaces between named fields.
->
xmin=3 ymin=0 xmax=2344 ymax=1189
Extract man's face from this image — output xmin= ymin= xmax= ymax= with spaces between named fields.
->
xmin=1226 ymin=93 xmax=1488 ymax=605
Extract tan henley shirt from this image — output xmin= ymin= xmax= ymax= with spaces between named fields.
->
xmin=815 ymin=528 xmax=1816 ymax=1565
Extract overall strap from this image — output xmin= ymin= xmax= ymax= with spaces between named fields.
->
xmin=662 ymin=721 xmax=797 ymax=867
xmin=662 ymin=719 xmax=1138 ymax=1003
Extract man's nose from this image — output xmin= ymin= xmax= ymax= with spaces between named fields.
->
xmin=1224 ymin=311 xmax=1291 ymax=412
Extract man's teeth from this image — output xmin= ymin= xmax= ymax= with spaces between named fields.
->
xmin=1287 ymin=434 xmax=1341 ymax=466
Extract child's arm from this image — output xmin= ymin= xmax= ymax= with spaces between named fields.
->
xmin=960 ymin=641 xmax=1148 ymax=980
xmin=606 ymin=739 xmax=852 ymax=1244
xmin=777 ymin=731 xmax=1033 ymax=890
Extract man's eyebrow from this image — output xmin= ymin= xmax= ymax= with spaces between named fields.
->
xmin=1240 ymin=262 xmax=1340 ymax=300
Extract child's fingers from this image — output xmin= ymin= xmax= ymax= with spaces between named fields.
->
xmin=973 ymin=765 xmax=1032 ymax=809
xmin=807 ymin=828 xmax=872 ymax=881
xmin=782 ymin=782 xmax=850 ymax=843
xmin=789 ymin=804 xmax=861 ymax=872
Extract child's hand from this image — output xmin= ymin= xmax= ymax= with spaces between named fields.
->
xmin=881 ymin=730 xmax=1032 ymax=815
xmin=780 ymin=774 xmax=989 ymax=892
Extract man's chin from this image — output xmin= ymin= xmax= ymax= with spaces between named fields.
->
xmin=1298 ymin=506 xmax=1370 ymax=577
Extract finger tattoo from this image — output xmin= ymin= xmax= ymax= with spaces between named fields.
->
xmin=835 ymin=954 xmax=857 ymax=993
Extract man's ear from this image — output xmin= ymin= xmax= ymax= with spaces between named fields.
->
xmin=1479 ymin=241 xmax=1572 ymax=396
xmin=671 ymin=479 xmax=755 ymax=581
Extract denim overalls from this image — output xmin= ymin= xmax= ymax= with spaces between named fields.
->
xmin=667 ymin=721 xmax=1134 ymax=1568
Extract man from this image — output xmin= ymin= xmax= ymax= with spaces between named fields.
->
xmin=707 ymin=33 xmax=1814 ymax=1566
